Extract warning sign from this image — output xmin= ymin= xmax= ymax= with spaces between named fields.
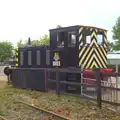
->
xmin=53 ymin=53 xmax=60 ymax=61
xmin=53 ymin=52 xmax=60 ymax=66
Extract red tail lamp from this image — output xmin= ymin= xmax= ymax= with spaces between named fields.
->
xmin=101 ymin=68 xmax=113 ymax=73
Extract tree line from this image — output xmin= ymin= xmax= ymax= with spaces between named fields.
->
xmin=17 ymin=34 xmax=49 ymax=46
xmin=0 ymin=34 xmax=49 ymax=63
xmin=0 ymin=19 xmax=120 ymax=62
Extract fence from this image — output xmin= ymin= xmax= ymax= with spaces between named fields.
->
xmin=100 ymin=72 xmax=120 ymax=110
xmin=46 ymin=68 xmax=120 ymax=110
xmin=8 ymin=67 xmax=120 ymax=110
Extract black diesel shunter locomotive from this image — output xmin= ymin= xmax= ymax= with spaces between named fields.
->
xmin=4 ymin=25 xmax=108 ymax=94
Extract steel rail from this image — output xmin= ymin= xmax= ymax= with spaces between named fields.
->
xmin=0 ymin=115 xmax=9 ymax=120
xmin=19 ymin=101 xmax=70 ymax=120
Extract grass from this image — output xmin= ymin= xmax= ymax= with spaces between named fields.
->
xmin=0 ymin=80 xmax=120 ymax=120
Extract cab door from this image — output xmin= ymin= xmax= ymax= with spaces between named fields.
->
xmin=67 ymin=31 xmax=77 ymax=67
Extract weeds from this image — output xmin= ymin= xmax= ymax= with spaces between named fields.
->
xmin=0 ymin=81 xmax=120 ymax=120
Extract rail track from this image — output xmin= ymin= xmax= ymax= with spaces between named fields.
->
xmin=0 ymin=100 xmax=70 ymax=120
xmin=19 ymin=101 xmax=70 ymax=120
xmin=0 ymin=115 xmax=8 ymax=120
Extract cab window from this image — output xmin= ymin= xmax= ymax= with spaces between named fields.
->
xmin=68 ymin=32 xmax=76 ymax=47
xmin=57 ymin=32 xmax=64 ymax=47
xmin=86 ymin=35 xmax=91 ymax=44
xmin=97 ymin=34 xmax=103 ymax=44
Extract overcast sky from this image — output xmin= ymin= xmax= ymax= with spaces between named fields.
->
xmin=0 ymin=0 xmax=119 ymax=46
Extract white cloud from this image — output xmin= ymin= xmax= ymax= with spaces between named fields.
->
xmin=0 ymin=0 xmax=119 ymax=45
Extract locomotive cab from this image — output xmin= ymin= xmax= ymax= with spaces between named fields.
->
xmin=49 ymin=26 xmax=78 ymax=68
xmin=49 ymin=25 xmax=108 ymax=69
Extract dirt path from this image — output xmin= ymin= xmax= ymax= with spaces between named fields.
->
xmin=0 ymin=66 xmax=7 ymax=82
xmin=0 ymin=75 xmax=7 ymax=89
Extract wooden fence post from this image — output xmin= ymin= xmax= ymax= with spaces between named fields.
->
xmin=97 ymin=69 xmax=101 ymax=109
xmin=94 ymin=68 xmax=102 ymax=109
xmin=56 ymin=71 xmax=60 ymax=96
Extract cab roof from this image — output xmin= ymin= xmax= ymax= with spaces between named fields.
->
xmin=49 ymin=25 xmax=107 ymax=32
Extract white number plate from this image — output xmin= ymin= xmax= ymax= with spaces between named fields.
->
xmin=53 ymin=61 xmax=60 ymax=66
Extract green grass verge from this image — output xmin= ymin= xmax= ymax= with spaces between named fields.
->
xmin=0 ymin=82 xmax=120 ymax=120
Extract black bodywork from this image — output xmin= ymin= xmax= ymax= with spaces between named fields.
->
xmin=17 ymin=25 xmax=79 ymax=68
xmin=11 ymin=25 xmax=107 ymax=94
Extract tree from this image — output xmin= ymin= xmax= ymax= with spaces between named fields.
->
xmin=0 ymin=41 xmax=14 ymax=62
xmin=31 ymin=34 xmax=49 ymax=45
xmin=107 ymin=41 xmax=114 ymax=52
xmin=16 ymin=39 xmax=27 ymax=46
xmin=32 ymin=40 xmax=41 ymax=45
xmin=39 ymin=34 xmax=49 ymax=44
xmin=16 ymin=34 xmax=49 ymax=46
xmin=112 ymin=16 xmax=120 ymax=50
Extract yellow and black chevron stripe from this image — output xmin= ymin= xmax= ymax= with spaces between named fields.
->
xmin=103 ymin=30 xmax=108 ymax=52
xmin=15 ymin=46 xmax=18 ymax=67
xmin=79 ymin=27 xmax=83 ymax=48
xmin=78 ymin=27 xmax=108 ymax=69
